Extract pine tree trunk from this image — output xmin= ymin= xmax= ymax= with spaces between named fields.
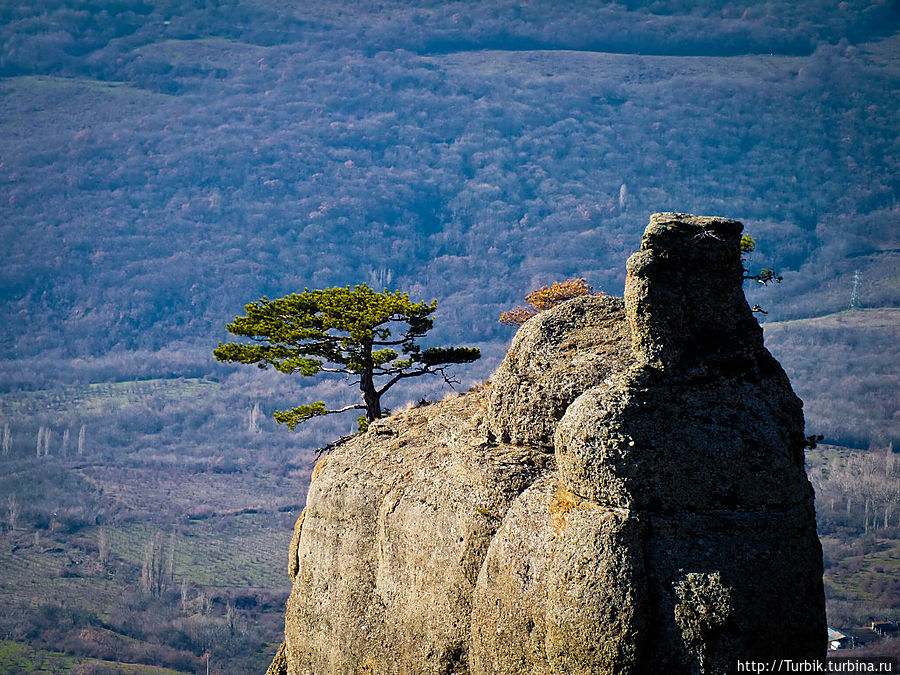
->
xmin=360 ymin=341 xmax=382 ymax=422
xmin=361 ymin=371 xmax=381 ymax=422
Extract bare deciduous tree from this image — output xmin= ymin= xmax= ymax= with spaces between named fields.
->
xmin=248 ymin=401 xmax=261 ymax=433
xmin=1 ymin=423 xmax=10 ymax=457
xmin=36 ymin=426 xmax=49 ymax=457
xmin=141 ymin=531 xmax=168 ymax=597
xmin=7 ymin=494 xmax=21 ymax=530
xmin=97 ymin=528 xmax=109 ymax=565
xmin=180 ymin=578 xmax=191 ymax=612
xmin=817 ymin=447 xmax=900 ymax=531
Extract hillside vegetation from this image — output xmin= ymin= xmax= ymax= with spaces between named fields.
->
xmin=0 ymin=1 xmax=897 ymax=672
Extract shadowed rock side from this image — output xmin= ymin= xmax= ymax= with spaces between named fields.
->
xmin=273 ymin=213 xmax=825 ymax=675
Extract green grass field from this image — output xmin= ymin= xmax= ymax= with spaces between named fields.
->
xmin=763 ymin=307 xmax=899 ymax=448
xmin=103 ymin=514 xmax=289 ymax=589
xmin=823 ymin=537 xmax=900 ymax=603
xmin=0 ymin=537 xmax=122 ymax=614
xmin=0 ymin=640 xmax=191 ymax=674
xmin=763 ymin=307 xmax=900 ymax=332
xmin=0 ymin=378 xmax=218 ymax=418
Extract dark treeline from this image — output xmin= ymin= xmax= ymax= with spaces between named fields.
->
xmin=3 ymin=0 xmax=900 ymax=80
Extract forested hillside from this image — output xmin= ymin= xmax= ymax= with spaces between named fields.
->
xmin=0 ymin=2 xmax=897 ymax=672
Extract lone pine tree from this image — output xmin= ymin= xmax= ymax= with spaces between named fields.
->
xmin=214 ymin=285 xmax=480 ymax=430
xmin=740 ymin=234 xmax=783 ymax=314
xmin=740 ymin=234 xmax=782 ymax=286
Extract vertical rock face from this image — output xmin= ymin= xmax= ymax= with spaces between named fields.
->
xmin=545 ymin=213 xmax=824 ymax=671
xmin=624 ymin=213 xmax=764 ymax=376
xmin=274 ymin=213 xmax=825 ymax=675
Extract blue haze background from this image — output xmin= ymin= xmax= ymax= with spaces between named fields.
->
xmin=1 ymin=1 xmax=897 ymax=451
xmin=0 ymin=1 xmax=898 ymax=672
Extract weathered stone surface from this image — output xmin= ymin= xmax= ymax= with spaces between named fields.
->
xmin=542 ymin=505 xmax=647 ymax=675
xmin=265 ymin=642 xmax=287 ymax=675
xmin=273 ymin=213 xmax=826 ymax=675
xmin=639 ymin=504 xmax=826 ymax=671
xmin=469 ymin=474 xmax=557 ymax=675
xmin=554 ymin=372 xmax=811 ymax=511
xmin=624 ymin=212 xmax=764 ymax=376
xmin=282 ymin=389 xmax=553 ymax=675
xmin=471 ymin=474 xmax=650 ymax=675
xmin=547 ymin=211 xmax=824 ymax=670
xmin=487 ymin=294 xmax=634 ymax=447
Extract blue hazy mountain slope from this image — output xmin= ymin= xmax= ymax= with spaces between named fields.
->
xmin=0 ymin=1 xmax=897 ymax=444
xmin=0 ymin=5 xmax=897 ymax=671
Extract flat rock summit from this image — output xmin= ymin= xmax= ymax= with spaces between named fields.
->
xmin=268 ymin=213 xmax=825 ymax=675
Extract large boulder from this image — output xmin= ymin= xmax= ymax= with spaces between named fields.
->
xmin=486 ymin=294 xmax=634 ymax=448
xmin=272 ymin=213 xmax=826 ymax=675
xmin=280 ymin=390 xmax=555 ymax=675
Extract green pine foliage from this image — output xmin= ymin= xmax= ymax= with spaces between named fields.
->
xmin=214 ymin=285 xmax=480 ymax=429
xmin=741 ymin=234 xmax=782 ymax=313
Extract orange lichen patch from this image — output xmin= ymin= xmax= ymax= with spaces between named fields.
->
xmin=311 ymin=455 xmax=329 ymax=481
xmin=288 ymin=509 xmax=305 ymax=580
xmin=548 ymin=483 xmax=585 ymax=534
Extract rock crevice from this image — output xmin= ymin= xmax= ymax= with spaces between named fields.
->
xmin=272 ymin=213 xmax=825 ymax=675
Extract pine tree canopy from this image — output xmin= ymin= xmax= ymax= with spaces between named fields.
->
xmin=213 ymin=284 xmax=480 ymax=430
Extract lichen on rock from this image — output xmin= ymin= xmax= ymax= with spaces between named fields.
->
xmin=674 ymin=571 xmax=735 ymax=675
xmin=272 ymin=213 xmax=825 ymax=675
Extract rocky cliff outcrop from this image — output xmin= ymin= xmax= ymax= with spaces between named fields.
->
xmin=269 ymin=213 xmax=825 ymax=675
